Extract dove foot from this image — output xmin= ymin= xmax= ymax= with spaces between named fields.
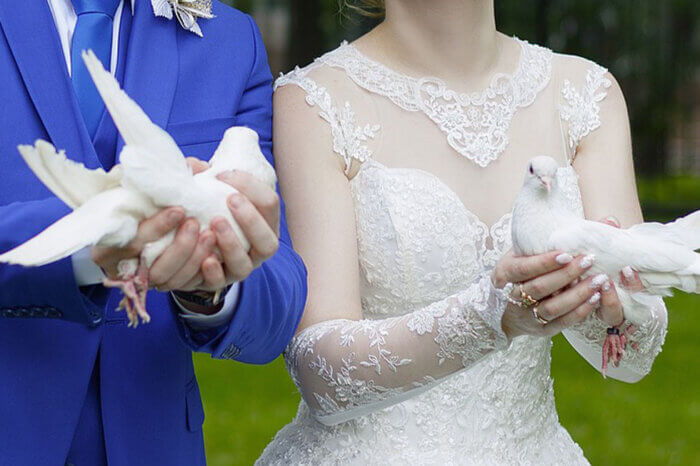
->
xmin=103 ymin=264 xmax=151 ymax=327
xmin=601 ymin=327 xmax=627 ymax=377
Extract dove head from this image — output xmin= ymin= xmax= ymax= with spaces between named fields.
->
xmin=524 ymin=156 xmax=560 ymax=194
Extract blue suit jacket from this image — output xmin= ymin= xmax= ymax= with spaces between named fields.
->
xmin=0 ymin=1 xmax=306 ymax=465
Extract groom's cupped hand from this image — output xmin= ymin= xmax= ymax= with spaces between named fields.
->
xmin=90 ymin=157 xmax=281 ymax=299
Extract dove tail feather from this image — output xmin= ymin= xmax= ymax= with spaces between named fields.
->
xmin=631 ymin=210 xmax=700 ymax=250
xmin=671 ymin=210 xmax=700 ymax=250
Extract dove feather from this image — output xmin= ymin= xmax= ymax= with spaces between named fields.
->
xmin=17 ymin=141 xmax=121 ymax=209
xmin=81 ymin=50 xmax=184 ymax=165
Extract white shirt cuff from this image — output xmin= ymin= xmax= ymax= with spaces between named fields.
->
xmin=72 ymin=247 xmax=106 ymax=286
xmin=174 ymin=283 xmax=240 ymax=329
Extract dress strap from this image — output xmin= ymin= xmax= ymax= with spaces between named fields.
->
xmin=558 ymin=63 xmax=612 ymax=163
xmin=275 ymin=65 xmax=380 ymax=175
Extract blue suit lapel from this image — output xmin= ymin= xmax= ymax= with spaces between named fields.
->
xmin=117 ymin=0 xmax=178 ymax=155
xmin=0 ymin=0 xmax=99 ymax=168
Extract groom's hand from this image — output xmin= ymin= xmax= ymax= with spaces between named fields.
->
xmin=196 ymin=170 xmax=280 ymax=290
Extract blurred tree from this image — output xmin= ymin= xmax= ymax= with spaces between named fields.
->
xmin=496 ymin=0 xmax=699 ymax=175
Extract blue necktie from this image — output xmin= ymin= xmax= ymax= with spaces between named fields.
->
xmin=70 ymin=0 xmax=121 ymax=140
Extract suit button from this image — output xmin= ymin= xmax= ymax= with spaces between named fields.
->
xmin=29 ymin=306 xmax=46 ymax=318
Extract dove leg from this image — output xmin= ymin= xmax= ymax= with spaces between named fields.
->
xmin=102 ymin=258 xmax=151 ymax=327
xmin=601 ymin=327 xmax=626 ymax=377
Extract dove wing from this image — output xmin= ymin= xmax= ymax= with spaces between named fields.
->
xmin=18 ymin=140 xmax=122 ymax=209
xmin=628 ymin=210 xmax=700 ymax=251
xmin=550 ymin=219 xmax=697 ymax=275
xmin=0 ymin=190 xmax=136 ymax=267
xmin=81 ymin=50 xmax=184 ymax=163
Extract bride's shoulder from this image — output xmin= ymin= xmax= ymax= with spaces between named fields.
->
xmin=275 ymin=42 xmax=353 ymax=91
xmin=548 ymin=47 xmax=615 ymax=89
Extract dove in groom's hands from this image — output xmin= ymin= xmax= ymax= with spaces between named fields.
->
xmin=512 ymin=155 xmax=700 ymax=373
xmin=0 ymin=51 xmax=277 ymax=327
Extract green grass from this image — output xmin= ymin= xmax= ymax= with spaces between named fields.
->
xmin=194 ymin=292 xmax=700 ymax=465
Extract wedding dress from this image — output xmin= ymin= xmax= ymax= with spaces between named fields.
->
xmin=258 ymin=38 xmax=667 ymax=465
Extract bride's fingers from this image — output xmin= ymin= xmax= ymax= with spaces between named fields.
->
xmin=495 ymin=250 xmax=570 ymax=286
xmin=542 ymin=292 xmax=601 ymax=336
xmin=533 ymin=275 xmax=603 ymax=322
xmin=522 ymin=254 xmax=596 ymax=300
xmin=596 ymin=278 xmax=625 ymax=327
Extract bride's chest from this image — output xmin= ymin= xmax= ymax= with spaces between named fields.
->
xmin=350 ymin=161 xmax=584 ymax=318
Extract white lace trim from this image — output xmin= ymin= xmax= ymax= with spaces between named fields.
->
xmin=559 ymin=63 xmax=612 ymax=154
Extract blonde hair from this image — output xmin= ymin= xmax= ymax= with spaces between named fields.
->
xmin=343 ymin=0 xmax=385 ymax=18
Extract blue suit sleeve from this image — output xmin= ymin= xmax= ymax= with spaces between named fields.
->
xmin=176 ymin=15 xmax=308 ymax=364
xmin=0 ymin=197 xmax=106 ymax=326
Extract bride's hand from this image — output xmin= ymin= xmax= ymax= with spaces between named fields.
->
xmin=492 ymin=250 xmax=604 ymax=339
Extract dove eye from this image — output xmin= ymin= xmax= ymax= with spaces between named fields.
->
xmin=529 ymin=165 xmax=534 ymax=174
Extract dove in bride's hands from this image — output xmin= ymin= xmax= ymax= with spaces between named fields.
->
xmin=0 ymin=50 xmax=277 ymax=327
xmin=512 ymin=155 xmax=699 ymax=372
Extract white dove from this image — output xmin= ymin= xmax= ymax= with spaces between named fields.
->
xmin=0 ymin=50 xmax=277 ymax=327
xmin=512 ymin=155 xmax=699 ymax=372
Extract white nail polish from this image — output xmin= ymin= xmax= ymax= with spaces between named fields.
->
xmin=580 ymin=254 xmax=596 ymax=269
xmin=591 ymin=274 xmax=608 ymax=288
xmin=556 ymin=253 xmax=573 ymax=265
xmin=588 ymin=292 xmax=601 ymax=305
xmin=602 ymin=281 xmax=611 ymax=292
xmin=622 ymin=266 xmax=635 ymax=280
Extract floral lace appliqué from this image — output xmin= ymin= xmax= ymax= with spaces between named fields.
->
xmin=559 ymin=64 xmax=612 ymax=153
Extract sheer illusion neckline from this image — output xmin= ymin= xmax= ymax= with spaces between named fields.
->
xmin=317 ymin=38 xmax=553 ymax=167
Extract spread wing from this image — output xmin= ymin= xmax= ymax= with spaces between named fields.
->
xmin=17 ymin=140 xmax=122 ymax=209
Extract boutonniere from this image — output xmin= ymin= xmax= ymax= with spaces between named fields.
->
xmin=152 ymin=0 xmax=214 ymax=37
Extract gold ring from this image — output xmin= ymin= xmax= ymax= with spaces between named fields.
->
xmin=532 ymin=306 xmax=549 ymax=325
xmin=519 ymin=283 xmax=539 ymax=307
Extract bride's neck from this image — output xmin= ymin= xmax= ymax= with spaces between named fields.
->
xmin=364 ymin=0 xmax=503 ymax=81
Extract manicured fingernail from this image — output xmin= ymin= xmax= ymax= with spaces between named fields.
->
xmin=580 ymin=254 xmax=595 ymax=269
xmin=556 ymin=253 xmax=573 ymax=265
xmin=622 ymin=266 xmax=635 ymax=280
xmin=591 ymin=274 xmax=608 ymax=288
xmin=588 ymin=292 xmax=601 ymax=305
xmin=601 ymin=280 xmax=611 ymax=292
xmin=169 ymin=209 xmax=184 ymax=222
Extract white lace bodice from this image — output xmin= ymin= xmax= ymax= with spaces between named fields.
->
xmin=258 ymin=38 xmax=667 ymax=465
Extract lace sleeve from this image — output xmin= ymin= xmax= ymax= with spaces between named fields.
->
xmin=284 ymin=274 xmax=510 ymax=425
xmin=562 ymin=296 xmax=667 ymax=382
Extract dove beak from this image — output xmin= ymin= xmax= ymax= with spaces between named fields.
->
xmin=539 ymin=176 xmax=552 ymax=192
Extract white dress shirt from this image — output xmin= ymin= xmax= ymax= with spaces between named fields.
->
xmin=47 ymin=0 xmax=238 ymax=326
